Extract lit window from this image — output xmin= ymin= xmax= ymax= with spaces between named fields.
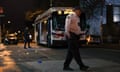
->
xmin=113 ymin=7 xmax=120 ymax=22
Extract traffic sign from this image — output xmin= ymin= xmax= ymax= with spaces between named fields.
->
xmin=0 ymin=7 xmax=3 ymax=14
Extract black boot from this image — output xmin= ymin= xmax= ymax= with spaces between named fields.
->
xmin=63 ymin=67 xmax=74 ymax=71
xmin=80 ymin=65 xmax=90 ymax=71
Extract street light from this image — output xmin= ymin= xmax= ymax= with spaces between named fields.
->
xmin=8 ymin=21 xmax=11 ymax=24
xmin=18 ymin=30 xmax=21 ymax=33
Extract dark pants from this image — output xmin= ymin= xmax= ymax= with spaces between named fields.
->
xmin=24 ymin=39 xmax=31 ymax=48
xmin=64 ymin=32 xmax=84 ymax=68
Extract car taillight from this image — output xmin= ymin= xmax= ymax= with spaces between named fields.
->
xmin=53 ymin=33 xmax=64 ymax=38
xmin=56 ymin=34 xmax=64 ymax=37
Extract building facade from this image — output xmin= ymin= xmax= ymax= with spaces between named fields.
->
xmin=80 ymin=0 xmax=120 ymax=43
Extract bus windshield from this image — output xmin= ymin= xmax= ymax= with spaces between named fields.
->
xmin=52 ymin=12 xmax=67 ymax=31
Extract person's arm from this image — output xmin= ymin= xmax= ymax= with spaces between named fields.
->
xmin=79 ymin=29 xmax=88 ymax=35
xmin=65 ymin=15 xmax=71 ymax=38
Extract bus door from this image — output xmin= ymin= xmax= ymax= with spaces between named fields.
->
xmin=47 ymin=18 xmax=53 ymax=47
xmin=37 ymin=23 xmax=41 ymax=44
xmin=39 ymin=20 xmax=48 ymax=45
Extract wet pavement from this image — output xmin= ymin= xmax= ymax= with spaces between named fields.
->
xmin=0 ymin=43 xmax=120 ymax=72
xmin=0 ymin=43 xmax=48 ymax=72
xmin=24 ymin=59 xmax=120 ymax=72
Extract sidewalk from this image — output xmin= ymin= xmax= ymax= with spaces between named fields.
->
xmin=22 ymin=58 xmax=120 ymax=72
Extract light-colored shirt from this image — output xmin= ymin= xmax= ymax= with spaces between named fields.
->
xmin=65 ymin=12 xmax=81 ymax=35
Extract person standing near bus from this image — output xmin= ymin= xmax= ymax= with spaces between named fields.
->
xmin=23 ymin=27 xmax=31 ymax=49
xmin=63 ymin=6 xmax=90 ymax=71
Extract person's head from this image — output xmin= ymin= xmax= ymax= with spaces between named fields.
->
xmin=73 ymin=6 xmax=82 ymax=16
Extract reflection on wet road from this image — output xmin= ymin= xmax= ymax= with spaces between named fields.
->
xmin=0 ymin=44 xmax=21 ymax=72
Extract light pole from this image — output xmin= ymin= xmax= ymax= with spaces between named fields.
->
xmin=50 ymin=0 xmax=53 ymax=7
xmin=100 ymin=0 xmax=105 ymax=44
xmin=0 ymin=18 xmax=1 ymax=43
xmin=0 ymin=7 xmax=4 ymax=43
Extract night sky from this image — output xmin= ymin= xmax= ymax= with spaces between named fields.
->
xmin=0 ymin=0 xmax=49 ymax=33
xmin=0 ymin=0 xmax=79 ymax=33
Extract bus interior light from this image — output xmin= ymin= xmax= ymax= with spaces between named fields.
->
xmin=58 ymin=10 xmax=62 ymax=15
xmin=64 ymin=10 xmax=73 ymax=14
xmin=44 ymin=20 xmax=47 ymax=24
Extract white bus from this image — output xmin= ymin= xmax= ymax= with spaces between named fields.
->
xmin=35 ymin=7 xmax=88 ymax=47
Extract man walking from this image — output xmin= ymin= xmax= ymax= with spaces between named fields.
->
xmin=63 ymin=6 xmax=89 ymax=71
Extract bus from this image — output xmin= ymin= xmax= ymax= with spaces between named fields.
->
xmin=34 ymin=7 xmax=88 ymax=47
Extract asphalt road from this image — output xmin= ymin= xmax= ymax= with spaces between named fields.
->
xmin=79 ymin=48 xmax=120 ymax=64
xmin=1 ymin=43 xmax=120 ymax=63
xmin=0 ymin=43 xmax=120 ymax=72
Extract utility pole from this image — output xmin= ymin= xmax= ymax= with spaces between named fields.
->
xmin=0 ymin=7 xmax=5 ymax=43
xmin=50 ymin=0 xmax=53 ymax=7
xmin=0 ymin=18 xmax=1 ymax=43
xmin=0 ymin=7 xmax=4 ymax=43
xmin=100 ymin=0 xmax=105 ymax=44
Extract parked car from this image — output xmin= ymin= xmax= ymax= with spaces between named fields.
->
xmin=4 ymin=34 xmax=18 ymax=45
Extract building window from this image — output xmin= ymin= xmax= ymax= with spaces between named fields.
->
xmin=113 ymin=6 xmax=120 ymax=22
